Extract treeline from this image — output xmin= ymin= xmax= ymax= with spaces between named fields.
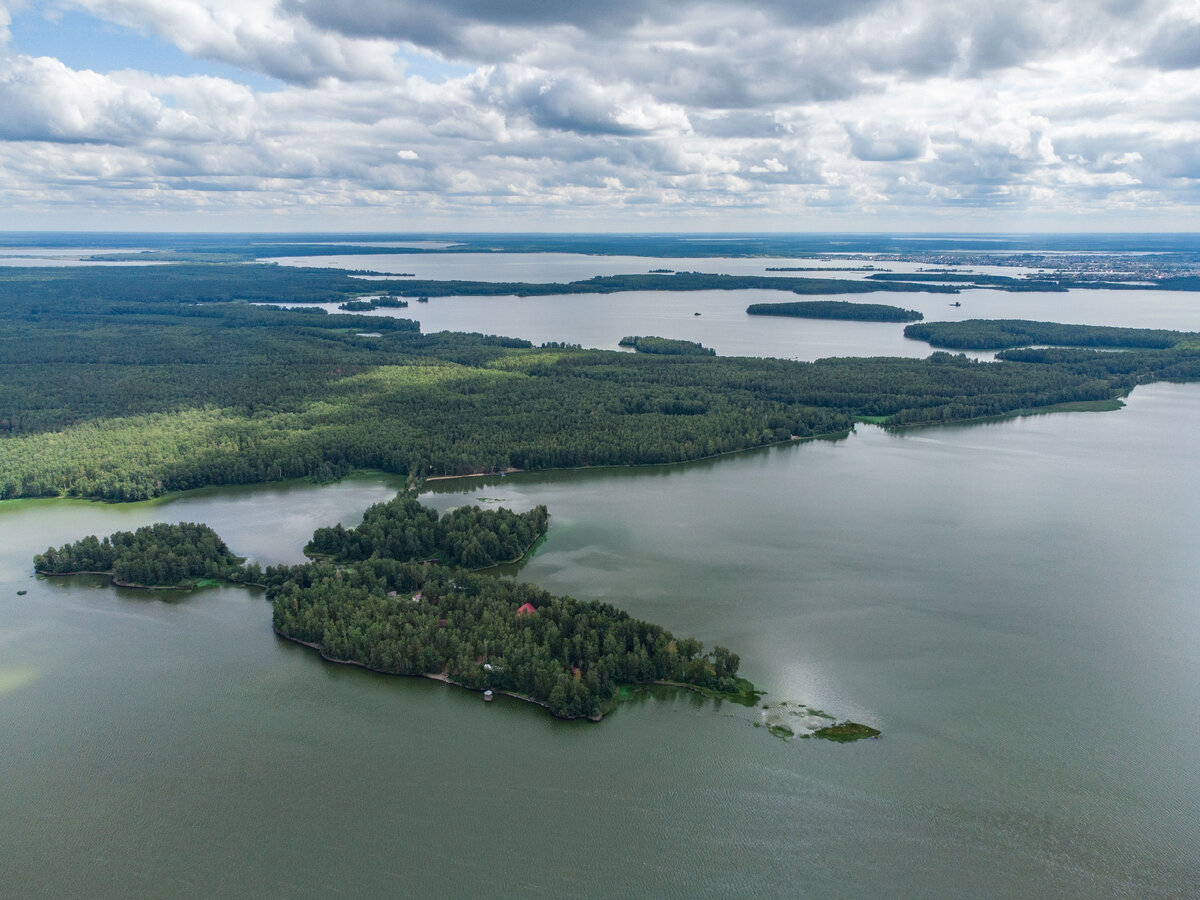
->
xmin=618 ymin=336 xmax=716 ymax=355
xmin=34 ymin=522 xmax=243 ymax=587
xmin=305 ymin=493 xmax=548 ymax=568
xmin=904 ymin=319 xmax=1200 ymax=350
xmin=746 ymin=300 xmax=924 ymax=322
xmin=371 ymin=272 xmax=961 ymax=298
xmin=339 ymin=296 xmax=409 ymax=311
xmin=4 ymin=267 xmax=1200 ymax=501
xmin=266 ymin=557 xmax=744 ymax=719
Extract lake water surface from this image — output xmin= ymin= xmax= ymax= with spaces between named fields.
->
xmin=273 ymin=284 xmax=1200 ymax=362
xmin=2 ymin=252 xmax=1199 ymax=896
xmin=2 ymin=382 xmax=1198 ymax=897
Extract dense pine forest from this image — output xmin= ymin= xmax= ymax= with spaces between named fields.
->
xmin=618 ymin=336 xmax=716 ymax=355
xmin=267 ymin=558 xmax=746 ymax=719
xmin=29 ymin=494 xmax=744 ymax=718
xmin=903 ymin=319 xmax=1200 ymax=350
xmin=305 ymin=493 xmax=548 ymax=568
xmin=35 ymin=522 xmax=244 ymax=588
xmin=3 ymin=266 xmax=1200 ymax=501
xmin=746 ymin=300 xmax=924 ymax=321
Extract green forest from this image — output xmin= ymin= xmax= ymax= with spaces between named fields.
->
xmin=339 ymin=296 xmax=409 ymax=311
xmin=904 ymin=319 xmax=1200 ymax=350
xmin=618 ymin=336 xmax=716 ymax=355
xmin=34 ymin=522 xmax=244 ymax=588
xmin=746 ymin=300 xmax=924 ymax=322
xmin=305 ymin=492 xmax=548 ymax=568
xmin=265 ymin=546 xmax=747 ymax=720
xmin=3 ymin=266 xmax=1200 ymax=502
xmin=30 ymin=496 xmax=746 ymax=719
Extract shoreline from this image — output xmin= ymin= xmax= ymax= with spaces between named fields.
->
xmin=35 ymin=568 xmax=249 ymax=591
xmin=273 ymin=628 xmax=604 ymax=722
xmin=418 ymin=428 xmax=853 ymax=488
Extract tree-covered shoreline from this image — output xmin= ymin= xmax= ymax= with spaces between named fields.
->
xmin=618 ymin=335 xmax=716 ymax=355
xmin=4 ymin=266 xmax=1200 ymax=503
xmin=304 ymin=492 xmax=548 ymax=569
xmin=746 ymin=300 xmax=924 ymax=322
xmin=35 ymin=522 xmax=245 ymax=589
xmin=30 ymin=497 xmax=756 ymax=721
xmin=266 ymin=556 xmax=750 ymax=720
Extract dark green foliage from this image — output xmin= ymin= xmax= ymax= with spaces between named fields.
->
xmin=904 ymin=319 xmax=1200 ymax=350
xmin=746 ymin=300 xmax=924 ymax=322
xmin=618 ymin=336 xmax=716 ymax=355
xmin=266 ymin=557 xmax=743 ymax=719
xmin=812 ymin=721 xmax=881 ymax=742
xmin=339 ymin=297 xmax=408 ymax=311
xmin=34 ymin=522 xmax=243 ymax=587
xmin=305 ymin=493 xmax=548 ymax=568
xmin=4 ymin=267 xmax=1200 ymax=502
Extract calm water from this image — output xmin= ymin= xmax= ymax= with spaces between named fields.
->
xmin=2 ymin=384 xmax=1198 ymax=897
xmin=264 ymin=250 xmax=1046 ymax=282
xmin=273 ymin=284 xmax=1200 ymax=362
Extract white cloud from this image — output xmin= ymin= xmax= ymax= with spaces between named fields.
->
xmin=1 ymin=0 xmax=1198 ymax=228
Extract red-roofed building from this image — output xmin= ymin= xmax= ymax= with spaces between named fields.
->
xmin=516 ymin=603 xmax=537 ymax=616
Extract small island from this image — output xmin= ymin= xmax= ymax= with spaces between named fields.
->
xmin=746 ymin=300 xmax=924 ymax=322
xmin=618 ymin=335 xmax=716 ymax=355
xmin=304 ymin=492 xmax=548 ymax=568
xmin=263 ymin=494 xmax=755 ymax=720
xmin=35 ymin=522 xmax=246 ymax=589
xmin=338 ymin=296 xmax=409 ymax=312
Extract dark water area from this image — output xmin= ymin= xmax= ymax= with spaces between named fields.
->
xmin=2 ymin=385 xmax=1198 ymax=897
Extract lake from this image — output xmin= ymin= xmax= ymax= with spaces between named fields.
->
xmin=269 ymin=283 xmax=1200 ymax=362
xmin=3 ymin=247 xmax=1200 ymax=896
xmin=2 ymin=381 xmax=1198 ymax=896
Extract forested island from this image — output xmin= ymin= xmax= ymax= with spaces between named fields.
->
xmin=3 ymin=266 xmax=1200 ymax=501
xmin=34 ymin=522 xmax=245 ymax=589
xmin=746 ymin=300 xmax=924 ymax=322
xmin=339 ymin=296 xmax=409 ymax=312
xmin=618 ymin=335 xmax=716 ymax=355
xmin=267 ymin=556 xmax=751 ymax=720
xmin=28 ymin=499 xmax=752 ymax=720
xmin=271 ymin=494 xmax=754 ymax=720
xmin=304 ymin=492 xmax=548 ymax=568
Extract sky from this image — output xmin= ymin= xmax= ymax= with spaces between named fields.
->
xmin=0 ymin=0 xmax=1198 ymax=232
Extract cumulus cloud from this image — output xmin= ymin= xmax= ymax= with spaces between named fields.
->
xmin=64 ymin=0 xmax=402 ymax=84
xmin=2 ymin=0 xmax=1198 ymax=227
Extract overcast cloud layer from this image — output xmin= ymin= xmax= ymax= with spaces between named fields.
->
xmin=1 ymin=0 xmax=1198 ymax=230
